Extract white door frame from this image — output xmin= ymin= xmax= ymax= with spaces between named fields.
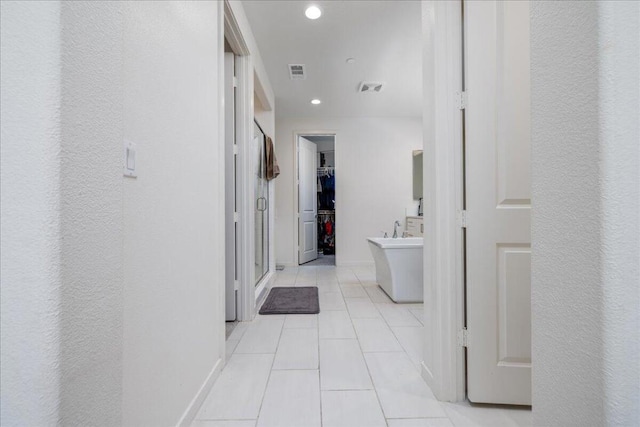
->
xmin=421 ymin=0 xmax=466 ymax=402
xmin=224 ymin=51 xmax=237 ymax=321
xmin=292 ymin=131 xmax=337 ymax=266
xmin=223 ymin=1 xmax=262 ymax=322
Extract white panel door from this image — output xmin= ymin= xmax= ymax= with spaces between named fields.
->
xmin=224 ymin=52 xmax=237 ymax=321
xmin=298 ymin=137 xmax=318 ymax=265
xmin=465 ymin=0 xmax=532 ymax=405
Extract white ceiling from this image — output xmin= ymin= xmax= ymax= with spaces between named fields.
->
xmin=242 ymin=1 xmax=422 ymax=119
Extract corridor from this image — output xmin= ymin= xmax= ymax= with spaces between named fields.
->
xmin=193 ymin=266 xmax=532 ymax=427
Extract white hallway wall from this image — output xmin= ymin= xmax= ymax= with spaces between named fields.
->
xmin=1 ymin=2 xmax=67 ymax=424
xmin=531 ymin=1 xmax=639 ymax=426
xmin=275 ymin=117 xmax=422 ymax=266
xmin=2 ymin=2 xmax=126 ymax=424
xmin=121 ymin=2 xmax=224 ymax=426
xmin=1 ymin=2 xmax=230 ymax=425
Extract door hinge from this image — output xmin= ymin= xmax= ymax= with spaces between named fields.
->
xmin=456 ymin=91 xmax=467 ymax=110
xmin=233 ymin=144 xmax=238 ymax=155
xmin=234 ymin=212 xmax=239 ymax=223
xmin=458 ymin=210 xmax=468 ymax=228
xmin=458 ymin=327 xmax=468 ymax=347
xmin=233 ymin=76 xmax=238 ymax=88
xmin=234 ymin=280 xmax=240 ymax=291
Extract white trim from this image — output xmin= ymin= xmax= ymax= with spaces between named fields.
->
xmin=263 ymin=119 xmax=276 ymax=301
xmin=421 ymin=0 xmax=466 ymax=402
xmin=236 ymin=52 xmax=254 ymax=321
xmin=224 ymin=1 xmax=257 ymax=322
xmin=292 ymin=130 xmax=338 ymax=266
xmin=255 ymin=270 xmax=275 ymax=301
xmin=223 ymin=2 xmax=249 ymax=55
xmin=254 ymin=73 xmax=273 ymax=112
xmin=215 ymin=0 xmax=227 ymax=377
xmin=175 ymin=357 xmax=223 ymax=427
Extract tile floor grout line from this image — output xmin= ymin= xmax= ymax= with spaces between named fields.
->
xmin=407 ymin=306 xmax=424 ymax=325
xmin=252 ymin=302 xmax=286 ymax=426
xmin=367 ymin=269 xmax=436 ymax=421
xmin=343 ymin=267 xmax=390 ymax=427
xmin=386 ymin=416 xmax=454 ymax=420
xmin=316 ymin=275 xmax=324 ymax=427
xmin=195 ymin=416 xmax=257 ymax=421
xmin=368 ymin=273 xmax=452 ymax=426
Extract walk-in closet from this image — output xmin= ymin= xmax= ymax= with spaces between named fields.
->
xmin=297 ymin=134 xmax=336 ymax=266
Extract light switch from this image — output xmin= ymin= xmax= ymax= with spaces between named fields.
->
xmin=126 ymin=147 xmax=135 ymax=170
xmin=123 ymin=140 xmax=137 ymax=178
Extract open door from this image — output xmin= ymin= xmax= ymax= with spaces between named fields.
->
xmin=298 ymin=136 xmax=318 ymax=264
xmin=224 ymin=52 xmax=238 ymax=321
xmin=465 ymin=0 xmax=532 ymax=405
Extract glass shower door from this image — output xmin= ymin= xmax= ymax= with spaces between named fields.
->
xmin=254 ymin=122 xmax=269 ymax=285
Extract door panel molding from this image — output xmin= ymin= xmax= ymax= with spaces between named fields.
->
xmin=298 ymin=136 xmax=318 ymax=265
xmin=465 ymin=0 xmax=532 ymax=405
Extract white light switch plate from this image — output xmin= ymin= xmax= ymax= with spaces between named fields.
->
xmin=123 ymin=140 xmax=137 ymax=178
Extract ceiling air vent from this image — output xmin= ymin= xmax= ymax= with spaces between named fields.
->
xmin=358 ymin=81 xmax=384 ymax=93
xmin=288 ymin=64 xmax=306 ymax=80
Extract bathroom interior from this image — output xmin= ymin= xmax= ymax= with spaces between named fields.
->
xmin=212 ymin=0 xmax=441 ymax=424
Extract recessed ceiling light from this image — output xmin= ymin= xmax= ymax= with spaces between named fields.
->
xmin=305 ymin=5 xmax=322 ymax=20
xmin=311 ymin=99 xmax=321 ymax=105
xmin=346 ymin=58 xmax=356 ymax=64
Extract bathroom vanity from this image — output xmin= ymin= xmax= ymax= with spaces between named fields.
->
xmin=405 ymin=216 xmax=424 ymax=237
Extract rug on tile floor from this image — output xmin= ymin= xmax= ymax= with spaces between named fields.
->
xmin=258 ymin=286 xmax=320 ymax=315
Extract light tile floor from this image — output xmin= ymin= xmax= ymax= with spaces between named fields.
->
xmin=194 ymin=265 xmax=532 ymax=427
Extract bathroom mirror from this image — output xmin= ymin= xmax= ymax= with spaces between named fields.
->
xmin=412 ymin=150 xmax=423 ymax=200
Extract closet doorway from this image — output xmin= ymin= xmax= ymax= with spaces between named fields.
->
xmin=297 ymin=134 xmax=336 ymax=266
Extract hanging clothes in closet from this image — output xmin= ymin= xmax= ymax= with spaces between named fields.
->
xmin=317 ymin=166 xmax=335 ymax=255
xmin=317 ymin=211 xmax=335 ymax=255
xmin=317 ymin=168 xmax=335 ymax=210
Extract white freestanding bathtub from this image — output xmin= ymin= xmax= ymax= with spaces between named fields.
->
xmin=367 ymin=237 xmax=424 ymax=303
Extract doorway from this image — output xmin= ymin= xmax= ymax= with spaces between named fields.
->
xmin=297 ymin=134 xmax=336 ymax=266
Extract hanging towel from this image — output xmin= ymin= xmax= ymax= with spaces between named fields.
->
xmin=265 ymin=136 xmax=280 ymax=180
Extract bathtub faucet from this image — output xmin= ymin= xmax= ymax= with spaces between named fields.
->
xmin=392 ymin=220 xmax=401 ymax=238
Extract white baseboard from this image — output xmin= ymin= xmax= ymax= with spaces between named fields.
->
xmin=276 ymin=262 xmax=297 ymax=268
xmin=176 ymin=357 xmax=223 ymax=427
xmin=277 ymin=260 xmax=374 ymax=268
xmin=421 ymin=360 xmax=437 ymax=400
xmin=255 ymin=271 xmax=275 ymax=298
xmin=421 ymin=360 xmax=434 ymax=383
